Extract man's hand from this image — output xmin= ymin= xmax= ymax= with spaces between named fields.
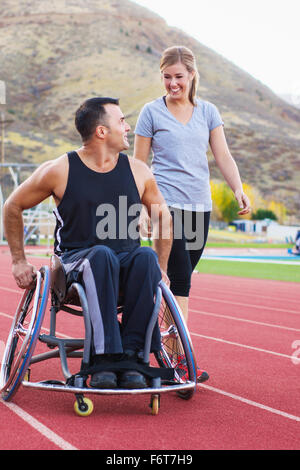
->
xmin=12 ymin=261 xmax=37 ymax=290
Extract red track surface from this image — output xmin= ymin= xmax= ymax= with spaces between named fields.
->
xmin=0 ymin=248 xmax=299 ymax=450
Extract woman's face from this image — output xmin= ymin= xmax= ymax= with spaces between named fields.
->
xmin=162 ymin=62 xmax=195 ymax=101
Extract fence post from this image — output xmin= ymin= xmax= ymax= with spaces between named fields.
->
xmin=0 ymin=184 xmax=4 ymax=245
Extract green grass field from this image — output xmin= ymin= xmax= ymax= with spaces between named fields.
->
xmin=140 ymin=239 xmax=300 ymax=282
xmin=30 ymin=236 xmax=299 ymax=283
xmin=141 ymin=238 xmax=299 ymax=283
xmin=195 ymin=259 xmax=300 ymax=283
xmin=206 ymin=242 xmax=293 ymax=249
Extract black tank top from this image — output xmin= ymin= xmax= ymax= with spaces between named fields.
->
xmin=54 ymin=151 xmax=142 ymax=254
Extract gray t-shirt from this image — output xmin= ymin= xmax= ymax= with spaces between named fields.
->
xmin=134 ymin=97 xmax=223 ymax=211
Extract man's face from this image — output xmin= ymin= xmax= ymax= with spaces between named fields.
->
xmin=103 ymin=104 xmax=131 ymax=152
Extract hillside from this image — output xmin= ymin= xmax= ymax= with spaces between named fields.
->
xmin=1 ymin=0 xmax=300 ymax=214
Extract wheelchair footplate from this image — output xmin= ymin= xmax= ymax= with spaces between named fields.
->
xmin=22 ymin=375 xmax=196 ymax=416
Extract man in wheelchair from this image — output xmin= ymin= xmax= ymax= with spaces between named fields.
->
xmin=3 ymin=97 xmax=173 ymax=390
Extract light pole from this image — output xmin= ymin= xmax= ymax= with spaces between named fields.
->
xmin=0 ymin=81 xmax=13 ymax=165
xmin=0 ymin=81 xmax=5 ymax=165
xmin=0 ymin=80 xmax=13 ymax=244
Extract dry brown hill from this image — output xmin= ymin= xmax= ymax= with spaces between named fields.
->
xmin=1 ymin=0 xmax=300 ymax=214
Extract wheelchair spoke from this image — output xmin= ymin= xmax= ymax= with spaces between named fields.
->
xmin=1 ymin=267 xmax=50 ymax=401
xmin=154 ymin=284 xmax=197 ymax=392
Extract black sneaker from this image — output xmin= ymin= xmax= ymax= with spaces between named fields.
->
xmin=119 ymin=370 xmax=147 ymax=389
xmin=90 ymin=370 xmax=118 ymax=389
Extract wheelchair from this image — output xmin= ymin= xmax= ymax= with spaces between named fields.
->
xmin=0 ymin=255 xmax=197 ymax=416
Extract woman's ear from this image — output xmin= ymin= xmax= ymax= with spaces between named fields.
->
xmin=189 ymin=70 xmax=196 ymax=81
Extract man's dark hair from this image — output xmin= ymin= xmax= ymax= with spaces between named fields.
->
xmin=75 ymin=97 xmax=119 ymax=142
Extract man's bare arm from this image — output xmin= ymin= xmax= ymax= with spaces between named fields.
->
xmin=4 ymin=160 xmax=61 ymax=288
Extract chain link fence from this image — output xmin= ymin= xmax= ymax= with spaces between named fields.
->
xmin=0 ymin=163 xmax=56 ymax=246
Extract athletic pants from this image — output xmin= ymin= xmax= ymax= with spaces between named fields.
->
xmin=60 ymin=245 xmax=162 ymax=355
xmin=167 ymin=209 xmax=210 ymax=297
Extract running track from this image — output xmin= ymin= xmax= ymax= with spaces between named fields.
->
xmin=0 ymin=248 xmax=299 ymax=450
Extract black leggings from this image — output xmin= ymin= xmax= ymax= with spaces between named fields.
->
xmin=167 ymin=209 xmax=210 ymax=297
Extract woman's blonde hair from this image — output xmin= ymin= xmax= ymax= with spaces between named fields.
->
xmin=160 ymin=46 xmax=199 ymax=105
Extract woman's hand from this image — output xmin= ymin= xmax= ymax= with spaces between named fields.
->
xmin=235 ymin=189 xmax=251 ymax=215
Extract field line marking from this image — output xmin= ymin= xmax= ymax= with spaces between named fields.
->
xmin=0 ymin=285 xmax=21 ymax=294
xmin=191 ymin=332 xmax=300 ymax=362
xmin=0 ymin=310 xmax=71 ymax=339
xmin=201 ymin=255 xmax=300 ymax=266
xmin=191 ymin=284 xmax=300 ymax=305
xmin=2 ymin=401 xmax=78 ymax=450
xmin=198 ymin=383 xmax=300 ymax=423
xmin=189 ymin=308 xmax=300 ymax=332
xmin=192 ymin=295 xmax=300 ymax=315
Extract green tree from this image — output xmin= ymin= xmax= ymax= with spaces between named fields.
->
xmin=211 ymin=182 xmax=240 ymax=223
xmin=251 ymin=209 xmax=277 ymax=221
xmin=221 ymin=197 xmax=240 ymax=223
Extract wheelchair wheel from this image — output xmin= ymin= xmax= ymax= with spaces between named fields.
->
xmin=74 ymin=396 xmax=94 ymax=417
xmin=0 ymin=266 xmax=50 ymax=401
xmin=155 ymin=282 xmax=197 ymax=400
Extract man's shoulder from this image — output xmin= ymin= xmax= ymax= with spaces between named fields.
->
xmin=31 ymin=153 xmax=69 ymax=186
xmin=127 ymin=155 xmax=153 ymax=179
xmin=38 ymin=153 xmax=68 ymax=173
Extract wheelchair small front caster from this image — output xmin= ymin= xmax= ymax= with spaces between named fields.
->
xmin=150 ymin=394 xmax=160 ymax=415
xmin=74 ymin=394 xmax=94 ymax=417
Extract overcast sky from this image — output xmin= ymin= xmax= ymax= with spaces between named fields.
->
xmin=134 ymin=0 xmax=300 ymax=103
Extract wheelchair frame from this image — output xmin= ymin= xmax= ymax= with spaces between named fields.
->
xmin=0 ymin=257 xmax=197 ymax=416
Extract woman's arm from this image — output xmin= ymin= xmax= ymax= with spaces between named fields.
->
xmin=209 ymin=125 xmax=251 ymax=215
xmin=133 ymin=135 xmax=152 ymax=165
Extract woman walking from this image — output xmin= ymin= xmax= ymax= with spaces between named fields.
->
xmin=134 ymin=46 xmax=251 ymax=382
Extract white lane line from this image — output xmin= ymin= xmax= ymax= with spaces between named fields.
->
xmin=198 ymin=384 xmax=300 ymax=423
xmin=0 ymin=273 xmax=17 ymax=279
xmin=191 ymin=332 xmax=300 ymax=363
xmin=0 ymin=310 xmax=17 ymax=321
xmin=201 ymin=256 xmax=300 ymax=265
xmin=192 ymin=285 xmax=300 ymax=305
xmin=1 ymin=309 xmax=297 ymax=360
xmin=189 ymin=309 xmax=300 ymax=332
xmin=192 ymin=295 xmax=300 ymax=315
xmin=0 ymin=310 xmax=71 ymax=339
xmin=2 ymin=401 xmax=78 ymax=450
xmin=0 ymin=285 xmax=21 ymax=294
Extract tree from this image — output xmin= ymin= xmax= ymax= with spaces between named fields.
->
xmin=267 ymin=200 xmax=287 ymax=224
xmin=211 ymin=181 xmax=240 ymax=223
xmin=251 ymin=209 xmax=277 ymax=221
xmin=211 ymin=180 xmax=288 ymax=224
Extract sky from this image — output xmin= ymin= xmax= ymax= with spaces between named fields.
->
xmin=134 ymin=0 xmax=300 ymax=104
